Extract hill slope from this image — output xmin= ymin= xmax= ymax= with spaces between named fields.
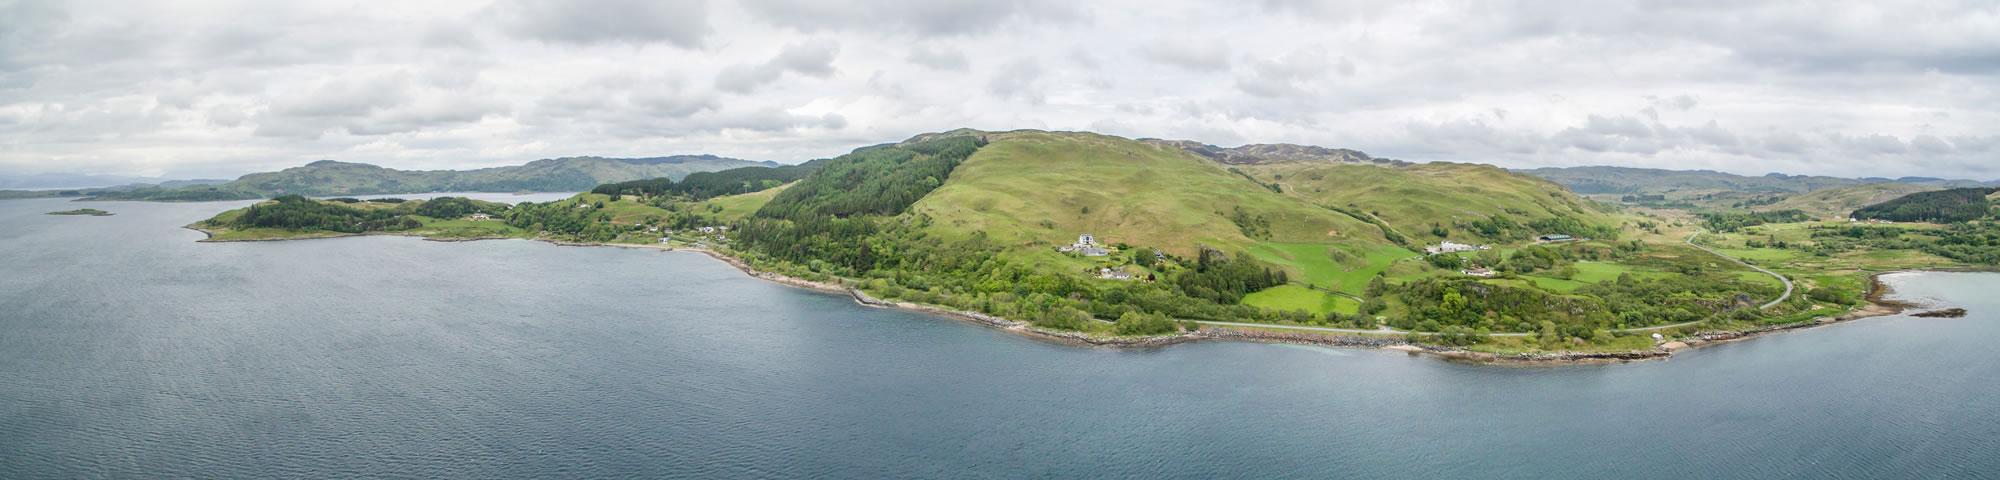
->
xmin=1758 ymin=182 xmax=1940 ymax=218
xmin=1231 ymin=161 xmax=1619 ymax=244
xmin=908 ymin=131 xmax=1381 ymax=258
xmin=97 ymin=155 xmax=774 ymax=200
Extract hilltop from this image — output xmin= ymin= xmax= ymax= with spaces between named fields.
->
xmin=91 ymin=155 xmax=774 ymax=201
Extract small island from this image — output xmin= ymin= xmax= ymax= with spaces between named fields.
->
xmin=47 ymin=209 xmax=113 ymax=216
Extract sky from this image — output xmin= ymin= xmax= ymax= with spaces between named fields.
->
xmin=2 ymin=0 xmax=1997 ymax=180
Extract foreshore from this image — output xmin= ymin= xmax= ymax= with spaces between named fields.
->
xmin=188 ymin=228 xmax=1975 ymax=364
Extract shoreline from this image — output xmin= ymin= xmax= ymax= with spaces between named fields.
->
xmin=187 ymin=227 xmax=1976 ymax=364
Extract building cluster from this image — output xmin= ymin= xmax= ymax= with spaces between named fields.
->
xmin=1056 ymin=233 xmax=1109 ymax=256
xmin=1423 ymin=240 xmax=1489 ymax=255
xmin=1098 ymin=268 xmax=1135 ymax=280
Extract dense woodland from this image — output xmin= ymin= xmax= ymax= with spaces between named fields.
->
xmin=202 ymin=195 xmax=508 ymax=233
xmin=210 ymin=195 xmax=418 ymax=233
xmin=755 ymin=136 xmax=982 ymax=219
xmin=1850 ymin=187 xmax=1999 ymax=223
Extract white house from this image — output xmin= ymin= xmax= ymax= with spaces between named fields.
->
xmin=1058 ymin=233 xmax=1109 ymax=255
xmin=1425 ymin=240 xmax=1488 ymax=255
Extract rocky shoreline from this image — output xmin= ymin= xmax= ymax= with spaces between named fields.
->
xmin=187 ymin=230 xmax=1977 ymax=365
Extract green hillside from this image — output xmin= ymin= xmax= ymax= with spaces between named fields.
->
xmin=97 ymin=155 xmax=774 ymax=200
xmin=1234 ymin=161 xmax=1619 ymax=244
xmin=1759 ymin=182 xmax=1939 ymax=218
xmin=910 ymin=131 xmax=1380 ymax=259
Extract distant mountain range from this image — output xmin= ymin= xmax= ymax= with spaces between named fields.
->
xmin=78 ymin=155 xmax=776 ymax=201
xmin=1519 ymin=166 xmax=1998 ymax=195
xmin=0 ymin=173 xmax=229 ymax=190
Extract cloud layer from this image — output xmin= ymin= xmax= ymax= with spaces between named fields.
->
xmin=1 ymin=0 xmax=1995 ymax=179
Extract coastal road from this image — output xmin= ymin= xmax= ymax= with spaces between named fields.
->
xmin=1686 ymin=229 xmax=1794 ymax=309
xmin=1194 ymin=319 xmax=1708 ymax=337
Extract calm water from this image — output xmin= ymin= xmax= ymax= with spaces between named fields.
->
xmin=2 ymin=197 xmax=1996 ymax=479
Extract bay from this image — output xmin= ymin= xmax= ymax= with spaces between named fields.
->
xmin=2 ymin=197 xmax=1996 ymax=478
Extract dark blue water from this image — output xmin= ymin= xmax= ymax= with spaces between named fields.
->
xmin=3 ymin=197 xmax=1997 ymax=478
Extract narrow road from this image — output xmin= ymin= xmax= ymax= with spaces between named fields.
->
xmin=1196 ymin=319 xmax=1706 ymax=337
xmin=1686 ymin=229 xmax=1793 ymax=309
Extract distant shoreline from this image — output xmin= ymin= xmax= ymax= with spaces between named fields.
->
xmin=186 ymin=227 xmax=1979 ymax=365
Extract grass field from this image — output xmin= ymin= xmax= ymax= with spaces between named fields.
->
xmin=1240 ymin=285 xmax=1359 ymax=315
xmin=1246 ymin=241 xmax=1417 ymax=296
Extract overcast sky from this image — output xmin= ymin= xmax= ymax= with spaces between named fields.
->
xmin=3 ymin=0 xmax=1997 ymax=180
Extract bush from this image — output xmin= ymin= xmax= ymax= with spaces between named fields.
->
xmin=1034 ymin=306 xmax=1092 ymax=331
xmin=1114 ymin=311 xmax=1179 ymax=336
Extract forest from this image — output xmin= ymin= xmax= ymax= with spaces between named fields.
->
xmin=209 ymin=195 xmax=419 ymax=233
xmin=755 ymin=136 xmax=982 ymax=220
xmin=201 ymin=195 xmax=509 ymax=234
xmin=590 ymin=162 xmax=822 ymax=200
xmin=1850 ymin=187 xmax=1998 ymax=223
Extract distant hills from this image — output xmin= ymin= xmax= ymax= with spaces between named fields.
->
xmin=85 ymin=155 xmax=775 ymax=201
xmin=1757 ymin=182 xmax=1943 ymax=218
xmin=1520 ymin=166 xmax=1997 ymax=195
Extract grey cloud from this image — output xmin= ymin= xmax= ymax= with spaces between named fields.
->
xmin=1846 ymin=134 xmax=1908 ymax=154
xmin=907 ymin=45 xmax=969 ymax=71
xmin=1910 ymin=135 xmax=1953 ymax=155
xmin=267 ymin=74 xmax=412 ymax=119
xmin=772 ymin=42 xmax=838 ymax=77
xmin=985 ymin=58 xmax=1045 ymax=104
xmin=1236 ymin=47 xmax=1332 ymax=98
xmin=1760 ymin=132 xmax=1811 ymax=154
xmin=739 ymin=0 xmax=1085 ymax=37
xmin=208 ymin=105 xmax=247 ymax=127
xmin=256 ymin=73 xmax=505 ymax=139
xmin=421 ymin=22 xmax=483 ymax=51
xmin=491 ymin=0 xmax=710 ymax=47
xmin=714 ymin=41 xmax=841 ymax=93
xmin=1139 ymin=38 xmax=1231 ymax=72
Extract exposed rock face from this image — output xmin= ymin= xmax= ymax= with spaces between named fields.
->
xmin=1912 ymin=308 xmax=1967 ymax=318
xmin=1140 ymin=139 xmax=1413 ymax=166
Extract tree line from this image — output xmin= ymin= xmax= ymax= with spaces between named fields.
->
xmin=1850 ymin=187 xmax=1998 ymax=223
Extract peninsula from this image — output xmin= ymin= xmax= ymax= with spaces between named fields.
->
xmin=187 ymin=129 xmax=1994 ymax=362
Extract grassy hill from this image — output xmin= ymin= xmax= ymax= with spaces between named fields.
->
xmin=908 ymin=131 xmax=1382 ymax=260
xmin=97 ymin=155 xmax=774 ymax=201
xmin=1757 ymin=182 xmax=1940 ymax=218
xmin=1232 ymin=161 xmax=1619 ymax=244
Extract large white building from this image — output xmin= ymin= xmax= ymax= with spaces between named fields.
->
xmin=1424 ymin=241 xmax=1488 ymax=255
